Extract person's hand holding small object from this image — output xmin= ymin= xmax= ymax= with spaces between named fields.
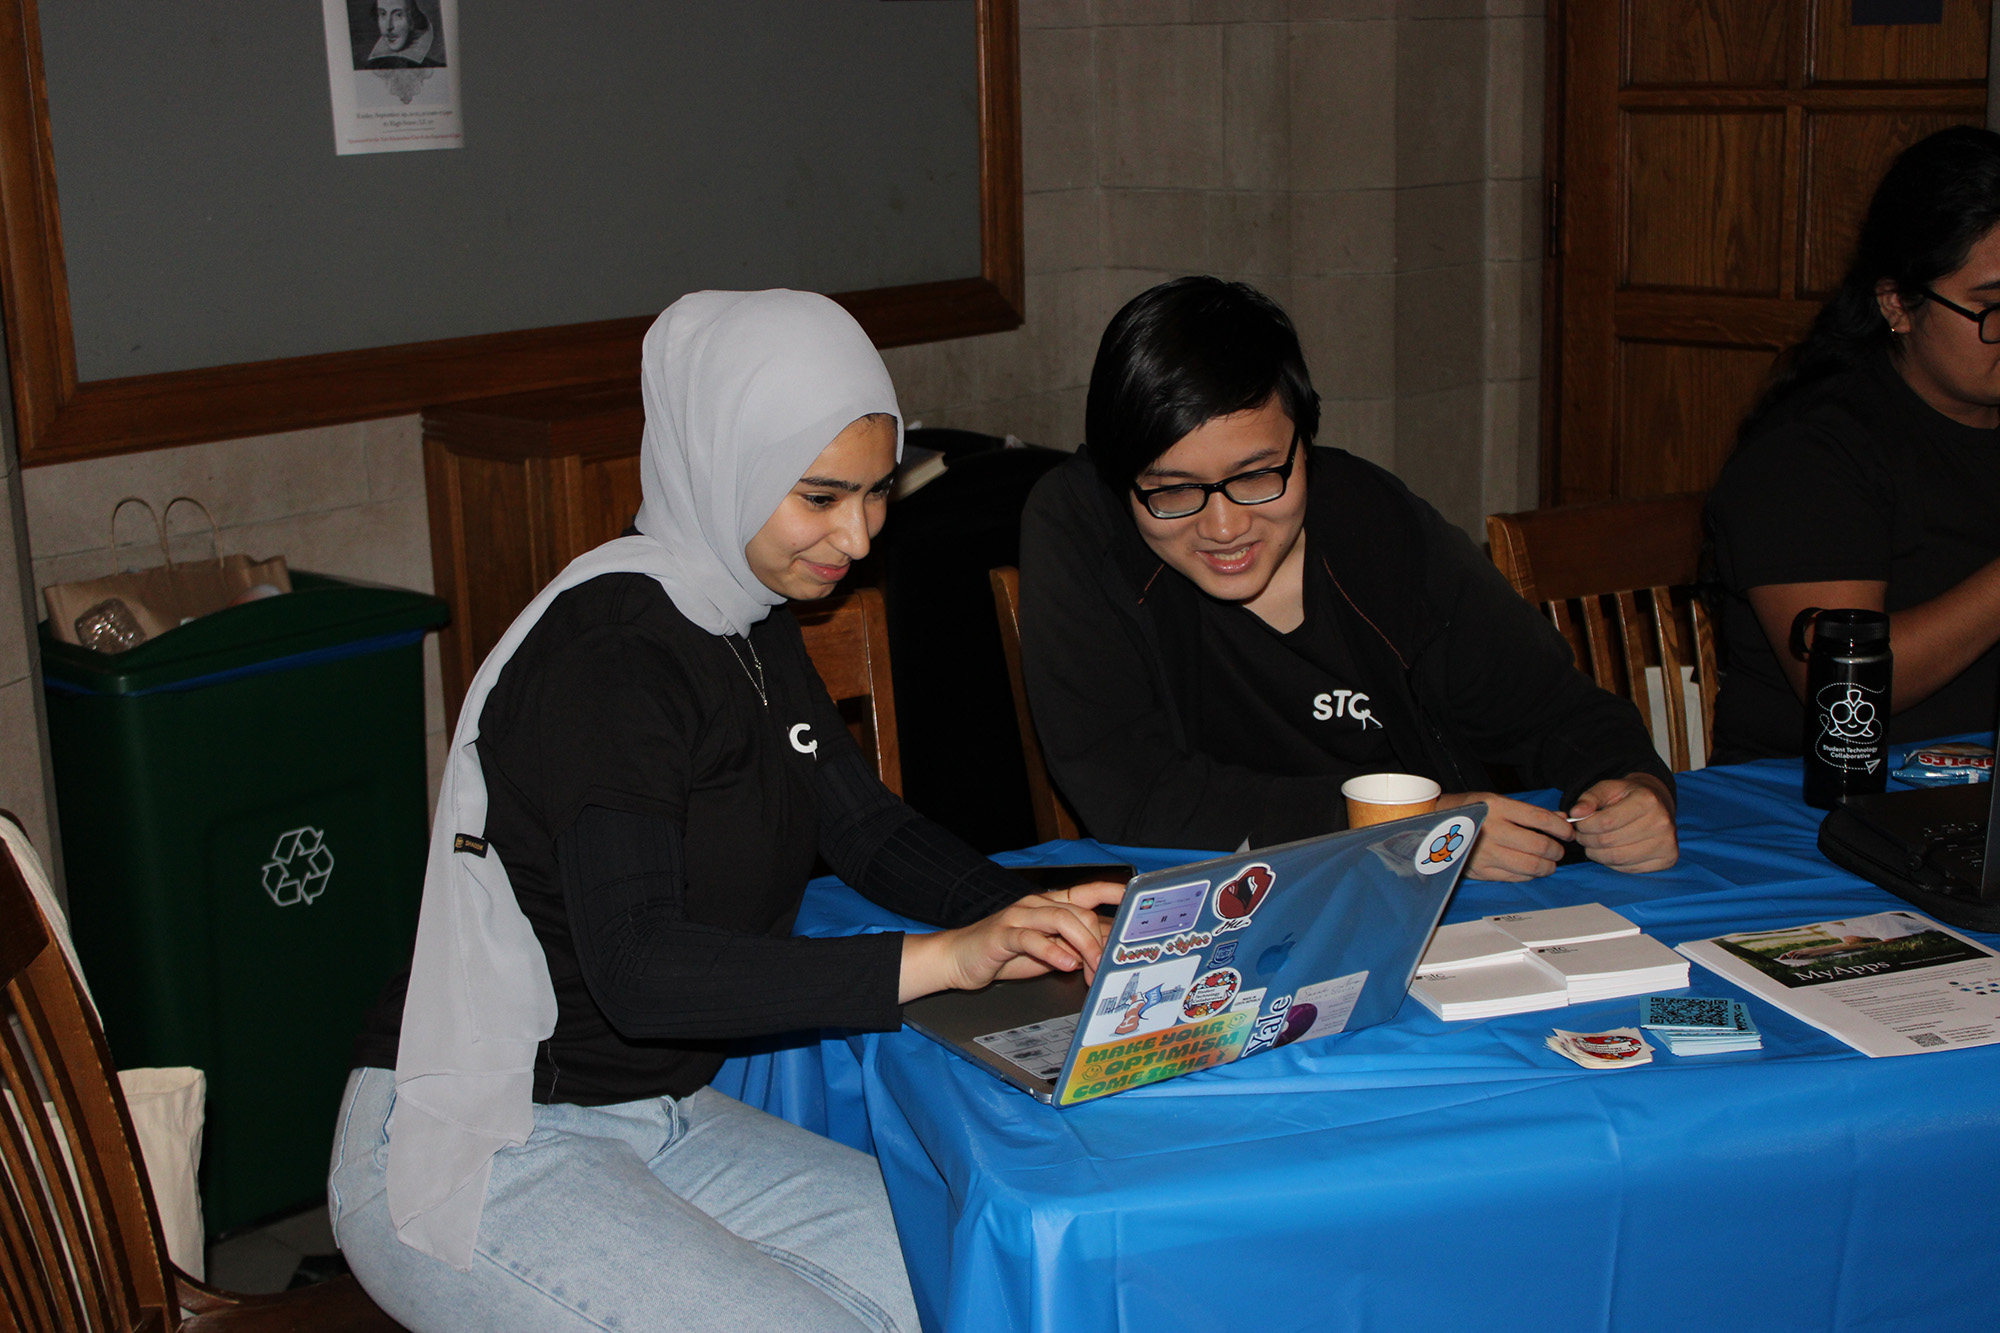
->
xmin=1438 ymin=792 xmax=1576 ymax=881
xmin=1439 ymin=774 xmax=1675 ymax=880
xmin=1566 ymin=774 xmax=1678 ymax=873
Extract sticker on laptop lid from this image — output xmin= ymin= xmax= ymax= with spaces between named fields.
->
xmin=1120 ymin=880 xmax=1209 ymax=943
xmin=1240 ymin=992 xmax=1295 ymax=1059
xmin=1211 ymin=862 xmax=1274 ymax=920
xmin=1284 ymin=972 xmax=1369 ymax=1044
xmin=1415 ymin=815 xmax=1477 ymax=875
xmin=1180 ymin=966 xmax=1242 ymax=1021
xmin=1059 ymin=1008 xmax=1254 ymax=1106
xmin=1113 ymin=925 xmax=1217 ymax=966
xmin=1081 ymin=957 xmax=1200 ymax=1046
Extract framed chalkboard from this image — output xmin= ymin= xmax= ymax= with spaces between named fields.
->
xmin=0 ymin=0 xmax=1021 ymax=466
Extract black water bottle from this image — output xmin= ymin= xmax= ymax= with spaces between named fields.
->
xmin=1792 ymin=607 xmax=1892 ymax=808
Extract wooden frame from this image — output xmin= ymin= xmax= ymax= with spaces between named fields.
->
xmin=0 ymin=0 xmax=1023 ymax=468
xmin=1538 ymin=0 xmax=1567 ymax=507
xmin=794 ymin=586 xmax=904 ymax=798
xmin=1 ymin=816 xmax=405 ymax=1330
xmin=1486 ymin=494 xmax=1716 ymax=773
xmin=988 ymin=567 xmax=1081 ymax=843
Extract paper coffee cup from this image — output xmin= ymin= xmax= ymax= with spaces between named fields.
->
xmin=1341 ymin=773 xmax=1442 ymax=828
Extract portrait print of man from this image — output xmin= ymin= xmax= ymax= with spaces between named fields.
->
xmin=349 ymin=0 xmax=447 ymax=70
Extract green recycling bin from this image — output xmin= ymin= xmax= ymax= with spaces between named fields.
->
xmin=42 ymin=572 xmax=448 ymax=1233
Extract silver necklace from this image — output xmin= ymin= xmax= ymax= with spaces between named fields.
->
xmin=724 ymin=634 xmax=768 ymax=707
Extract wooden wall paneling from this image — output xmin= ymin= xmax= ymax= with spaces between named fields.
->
xmin=1612 ymin=290 xmax=1819 ymax=346
xmin=455 ymin=455 xmax=540 ymax=718
xmin=1622 ymin=109 xmax=1788 ymax=293
xmin=1549 ymin=0 xmax=1625 ymax=503
xmin=1547 ymin=0 xmax=1989 ymax=505
xmin=1811 ymin=0 xmax=1990 ymax=83
xmin=423 ymin=386 xmax=647 ymax=728
xmin=586 ymin=455 xmax=645 ymax=553
xmin=0 ymin=0 xmax=1024 ymax=468
xmin=1614 ymin=339 xmax=1779 ymax=494
xmin=1625 ymin=0 xmax=1791 ymax=87
xmin=1539 ymin=0 xmax=1567 ymax=508
xmin=422 ymin=435 xmax=474 ymax=732
xmin=1800 ymin=107 xmax=1986 ymax=294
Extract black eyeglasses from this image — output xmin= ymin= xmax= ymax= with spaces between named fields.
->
xmin=1130 ymin=436 xmax=1301 ymax=520
xmin=1921 ymin=289 xmax=2000 ymax=344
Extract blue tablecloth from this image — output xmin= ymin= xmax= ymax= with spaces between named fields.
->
xmin=713 ymin=753 xmax=2000 ymax=1332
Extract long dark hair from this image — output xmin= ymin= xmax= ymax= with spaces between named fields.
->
xmin=1741 ymin=126 xmax=2000 ymax=437
xmin=1084 ymin=277 xmax=1321 ymax=492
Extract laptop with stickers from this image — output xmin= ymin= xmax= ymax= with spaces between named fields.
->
xmin=903 ymin=803 xmax=1487 ymax=1107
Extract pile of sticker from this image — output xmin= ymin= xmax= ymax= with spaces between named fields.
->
xmin=1545 ymin=1027 xmax=1654 ymax=1069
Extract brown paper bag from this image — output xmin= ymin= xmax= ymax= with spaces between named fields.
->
xmin=43 ymin=497 xmax=291 ymax=652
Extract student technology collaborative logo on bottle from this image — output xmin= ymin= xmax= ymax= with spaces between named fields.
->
xmin=1814 ymin=681 xmax=1885 ymax=773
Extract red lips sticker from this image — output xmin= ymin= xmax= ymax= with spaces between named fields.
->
xmin=1214 ymin=863 xmax=1274 ymax=920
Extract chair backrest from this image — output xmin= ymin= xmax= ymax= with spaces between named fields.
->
xmin=1484 ymin=493 xmax=1716 ymax=773
xmin=793 ymin=586 xmax=902 ymax=797
xmin=0 ymin=825 xmax=409 ymax=1333
xmin=1 ymin=825 xmax=179 ymax=1332
xmin=989 ymin=568 xmax=1083 ymax=843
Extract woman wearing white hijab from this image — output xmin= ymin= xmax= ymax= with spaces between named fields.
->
xmin=327 ymin=291 xmax=1121 ymax=1333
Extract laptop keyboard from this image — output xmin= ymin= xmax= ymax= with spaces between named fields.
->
xmin=973 ymin=1011 xmax=1080 ymax=1081
xmin=1920 ymin=820 xmax=1988 ymax=892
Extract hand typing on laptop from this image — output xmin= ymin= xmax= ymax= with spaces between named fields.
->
xmin=898 ymin=882 xmax=1128 ymax=1002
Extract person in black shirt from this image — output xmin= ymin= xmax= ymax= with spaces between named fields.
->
xmin=329 ymin=291 xmax=1120 ymax=1333
xmin=1021 ymin=277 xmax=1677 ymax=881
xmin=1709 ymin=127 xmax=2000 ymax=761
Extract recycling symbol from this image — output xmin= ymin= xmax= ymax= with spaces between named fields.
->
xmin=262 ymin=827 xmax=334 ymax=907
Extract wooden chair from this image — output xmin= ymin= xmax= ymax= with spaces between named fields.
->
xmin=793 ymin=586 xmax=902 ymax=796
xmin=1484 ymin=494 xmax=1716 ymax=773
xmin=0 ymin=823 xmax=405 ymax=1332
xmin=988 ymin=568 xmax=1083 ymax=843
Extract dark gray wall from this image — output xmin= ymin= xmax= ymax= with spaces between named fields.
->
xmin=42 ymin=1 xmax=979 ymax=381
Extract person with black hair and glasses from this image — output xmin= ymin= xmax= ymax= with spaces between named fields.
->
xmin=1018 ymin=276 xmax=1678 ymax=881
xmin=1708 ymin=127 xmax=2000 ymax=762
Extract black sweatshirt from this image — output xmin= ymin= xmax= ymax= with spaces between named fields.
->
xmin=353 ymin=573 xmax=1026 ymax=1105
xmin=1019 ymin=448 xmax=1673 ymax=851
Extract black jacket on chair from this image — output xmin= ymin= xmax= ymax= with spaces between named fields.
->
xmin=1019 ymin=447 xmax=1672 ymax=851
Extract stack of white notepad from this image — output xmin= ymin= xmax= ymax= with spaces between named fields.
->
xmin=1408 ymin=953 xmax=1569 ymax=1020
xmin=1409 ymin=918 xmax=1566 ymax=1020
xmin=1485 ymin=902 xmax=1641 ymax=949
xmin=1410 ymin=904 xmax=1688 ymax=1020
xmin=1529 ymin=934 xmax=1689 ymax=1002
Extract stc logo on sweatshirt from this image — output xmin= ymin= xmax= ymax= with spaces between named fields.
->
xmin=1311 ymin=690 xmax=1381 ymax=730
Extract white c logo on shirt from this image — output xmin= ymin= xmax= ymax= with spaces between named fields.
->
xmin=789 ymin=723 xmax=818 ymax=757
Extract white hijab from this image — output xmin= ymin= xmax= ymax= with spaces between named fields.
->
xmin=387 ymin=290 xmax=902 ymax=1269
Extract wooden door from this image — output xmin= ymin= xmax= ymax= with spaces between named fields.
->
xmin=1544 ymin=0 xmax=1990 ymax=505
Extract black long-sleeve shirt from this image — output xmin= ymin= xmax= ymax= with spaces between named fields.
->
xmin=1019 ymin=449 xmax=1673 ymax=851
xmin=354 ymin=572 xmax=1025 ymax=1104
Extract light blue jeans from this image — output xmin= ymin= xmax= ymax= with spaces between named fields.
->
xmin=328 ymin=1067 xmax=919 ymax=1333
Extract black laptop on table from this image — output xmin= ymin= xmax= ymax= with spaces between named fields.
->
xmin=1819 ymin=752 xmax=2000 ymax=932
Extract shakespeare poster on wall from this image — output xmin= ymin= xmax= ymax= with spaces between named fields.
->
xmin=320 ymin=0 xmax=463 ymax=155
